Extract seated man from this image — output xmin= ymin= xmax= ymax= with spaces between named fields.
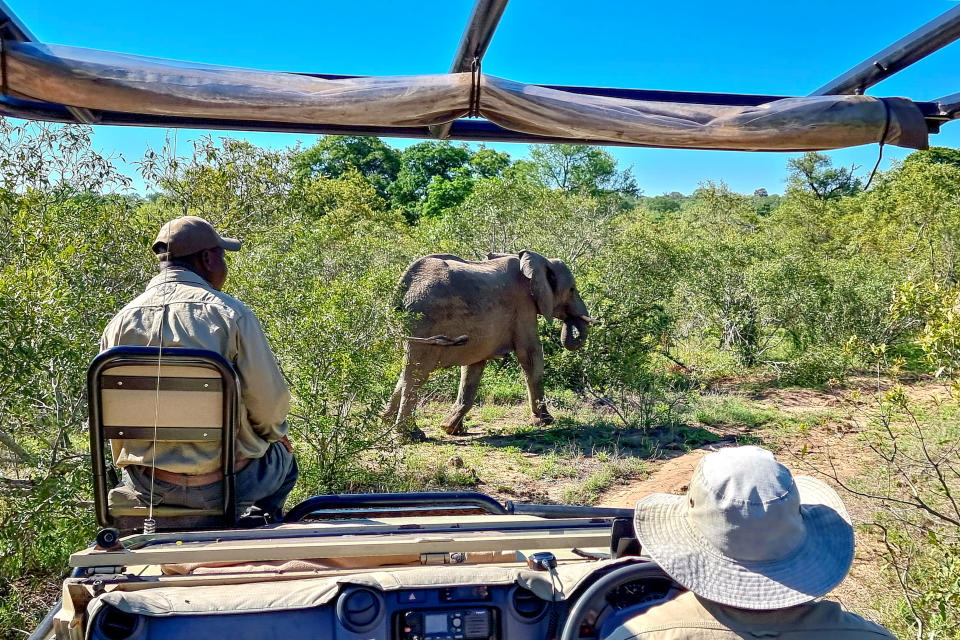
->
xmin=101 ymin=216 xmax=297 ymax=522
xmin=627 ymin=446 xmax=894 ymax=638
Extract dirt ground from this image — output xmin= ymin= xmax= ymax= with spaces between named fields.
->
xmin=595 ymin=377 xmax=955 ymax=623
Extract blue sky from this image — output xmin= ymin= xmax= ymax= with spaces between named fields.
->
xmin=8 ymin=0 xmax=960 ymax=195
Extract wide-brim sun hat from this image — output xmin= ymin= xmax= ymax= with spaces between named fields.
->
xmin=634 ymin=446 xmax=854 ymax=610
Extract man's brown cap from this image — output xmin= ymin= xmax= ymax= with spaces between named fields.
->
xmin=152 ymin=216 xmax=242 ymax=260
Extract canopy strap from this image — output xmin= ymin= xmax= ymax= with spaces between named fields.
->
xmin=469 ymin=56 xmax=482 ymax=118
xmin=865 ymin=98 xmax=892 ymax=190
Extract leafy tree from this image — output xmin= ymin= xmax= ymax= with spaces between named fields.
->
xmin=530 ymin=144 xmax=639 ymax=198
xmin=385 ymin=142 xmax=513 ymax=221
xmin=0 ymin=118 xmax=152 ymax=635
xmin=388 ymin=141 xmax=471 ymax=220
xmin=139 ymin=135 xmax=293 ymax=233
xmin=292 ymin=136 xmax=400 ymax=201
xmin=851 ymin=152 xmax=960 ymax=284
xmin=645 ymin=194 xmax=682 ymax=216
xmin=786 ymin=152 xmax=861 ymax=201
xmin=748 ymin=189 xmax=781 ymax=216
xmin=665 ymin=183 xmax=780 ymax=367
xmin=468 ymin=146 xmax=511 ymax=179
xmin=903 ymin=146 xmax=960 ymax=169
xmin=421 ymin=167 xmax=476 ymax=220
xmin=229 ymin=173 xmax=413 ymax=492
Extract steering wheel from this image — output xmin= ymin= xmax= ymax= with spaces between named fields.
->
xmin=560 ymin=561 xmax=680 ymax=640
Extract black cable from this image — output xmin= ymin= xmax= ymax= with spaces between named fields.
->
xmin=864 ymin=98 xmax=892 ymax=190
xmin=469 ymin=56 xmax=482 ymax=118
xmin=546 ymin=568 xmax=561 ymax=640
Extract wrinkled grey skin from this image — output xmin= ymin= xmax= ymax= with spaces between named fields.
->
xmin=385 ymin=251 xmax=591 ymax=440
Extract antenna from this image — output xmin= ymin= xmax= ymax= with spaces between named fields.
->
xmin=143 ymin=129 xmax=180 ymax=535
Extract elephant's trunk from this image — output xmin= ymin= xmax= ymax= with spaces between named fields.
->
xmin=561 ymin=316 xmax=589 ymax=351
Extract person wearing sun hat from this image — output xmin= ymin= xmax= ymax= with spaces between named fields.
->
xmin=618 ymin=446 xmax=894 ymax=639
xmin=101 ymin=216 xmax=297 ymax=523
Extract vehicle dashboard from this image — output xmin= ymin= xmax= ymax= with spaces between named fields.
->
xmin=86 ymin=563 xmax=678 ymax=640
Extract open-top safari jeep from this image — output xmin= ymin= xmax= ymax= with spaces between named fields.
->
xmin=51 ymin=495 xmax=677 ymax=640
xmin=23 ymin=345 xmax=678 ymax=640
xmin=26 ymin=346 xmax=681 ymax=640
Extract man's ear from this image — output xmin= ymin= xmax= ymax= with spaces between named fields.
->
xmin=199 ymin=248 xmax=216 ymax=269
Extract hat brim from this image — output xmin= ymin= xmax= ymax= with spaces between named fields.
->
xmin=219 ymin=237 xmax=242 ymax=251
xmin=633 ymin=476 xmax=854 ymax=610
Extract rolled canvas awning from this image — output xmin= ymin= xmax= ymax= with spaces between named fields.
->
xmin=1 ymin=41 xmax=931 ymax=151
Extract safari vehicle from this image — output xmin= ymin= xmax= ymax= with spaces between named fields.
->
xmin=37 ymin=344 xmax=667 ymax=640
xmin=22 ymin=346 xmax=661 ymax=640
xmin=6 ymin=1 xmax=960 ymax=639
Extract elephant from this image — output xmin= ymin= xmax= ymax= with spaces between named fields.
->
xmin=384 ymin=250 xmax=593 ymax=441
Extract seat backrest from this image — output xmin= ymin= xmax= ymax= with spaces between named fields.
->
xmin=89 ymin=346 xmax=239 ymax=530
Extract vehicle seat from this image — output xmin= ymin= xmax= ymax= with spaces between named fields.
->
xmin=89 ymin=346 xmax=240 ymax=533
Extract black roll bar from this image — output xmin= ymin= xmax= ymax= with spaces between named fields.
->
xmin=283 ymin=491 xmax=508 ymax=522
xmin=283 ymin=491 xmax=636 ymax=522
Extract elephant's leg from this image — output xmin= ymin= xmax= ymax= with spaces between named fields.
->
xmin=440 ymin=361 xmax=487 ymax=435
xmin=394 ymin=351 xmax=436 ymax=443
xmin=516 ymin=344 xmax=554 ymax=425
xmin=383 ymin=376 xmax=404 ymax=423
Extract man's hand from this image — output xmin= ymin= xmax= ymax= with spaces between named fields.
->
xmin=280 ymin=435 xmax=294 ymax=453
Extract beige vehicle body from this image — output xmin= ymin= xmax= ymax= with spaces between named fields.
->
xmin=37 ymin=500 xmax=679 ymax=640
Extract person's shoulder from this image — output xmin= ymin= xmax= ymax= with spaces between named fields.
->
xmin=212 ymin=289 xmax=255 ymax=318
xmin=617 ymin=593 xmax=896 ymax=639
xmin=801 ymin=600 xmax=897 ymax=638
xmin=611 ymin=590 xmax=716 ymax=631
xmin=105 ymin=289 xmax=152 ymax=323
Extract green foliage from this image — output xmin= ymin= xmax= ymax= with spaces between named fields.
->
xmin=845 ymin=277 xmax=960 ymax=638
xmin=560 ymin=456 xmax=646 ymax=505
xmin=777 ymin=346 xmax=852 ymax=387
xmin=388 ymin=141 xmax=471 ymax=221
xmin=530 ymin=144 xmax=639 ymax=200
xmin=786 ymin=151 xmax=862 ymax=201
xmin=890 ymin=281 xmax=960 ymax=385
xmin=228 ymin=172 xmax=412 ymax=493
xmin=292 ymin=136 xmax=401 ymax=201
xmin=694 ymin=398 xmax=784 ymax=430
xmin=665 ymin=183 xmax=778 ymax=367
xmin=139 ymin=134 xmax=293 ymax=233
xmin=855 ymin=385 xmax=960 ymax=639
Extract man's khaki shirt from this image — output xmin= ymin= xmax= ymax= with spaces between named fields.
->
xmin=607 ymin=591 xmax=895 ymax=639
xmin=101 ymin=267 xmax=290 ymax=474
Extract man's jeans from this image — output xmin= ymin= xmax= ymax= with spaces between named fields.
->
xmin=121 ymin=441 xmax=298 ymax=522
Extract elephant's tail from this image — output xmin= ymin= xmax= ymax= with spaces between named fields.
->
xmin=404 ymin=334 xmax=469 ymax=346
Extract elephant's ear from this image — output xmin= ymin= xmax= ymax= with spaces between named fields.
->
xmin=520 ymin=250 xmax=555 ymax=317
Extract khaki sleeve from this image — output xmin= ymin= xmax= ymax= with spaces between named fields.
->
xmin=100 ymin=317 xmax=118 ymax=351
xmin=235 ymin=310 xmax=291 ymax=441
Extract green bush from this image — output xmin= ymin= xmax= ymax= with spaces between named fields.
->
xmin=778 ymin=346 xmax=852 ymax=388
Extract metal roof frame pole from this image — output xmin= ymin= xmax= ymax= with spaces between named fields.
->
xmin=935 ymin=91 xmax=960 ymax=119
xmin=0 ymin=0 xmax=98 ymax=124
xmin=429 ymin=0 xmax=509 ymax=140
xmin=811 ymin=5 xmax=960 ymax=96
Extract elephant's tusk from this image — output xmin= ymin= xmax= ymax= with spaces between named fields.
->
xmin=579 ymin=315 xmax=598 ymax=324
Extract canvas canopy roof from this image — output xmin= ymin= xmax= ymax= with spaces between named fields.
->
xmin=1 ymin=0 xmax=959 ymax=151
